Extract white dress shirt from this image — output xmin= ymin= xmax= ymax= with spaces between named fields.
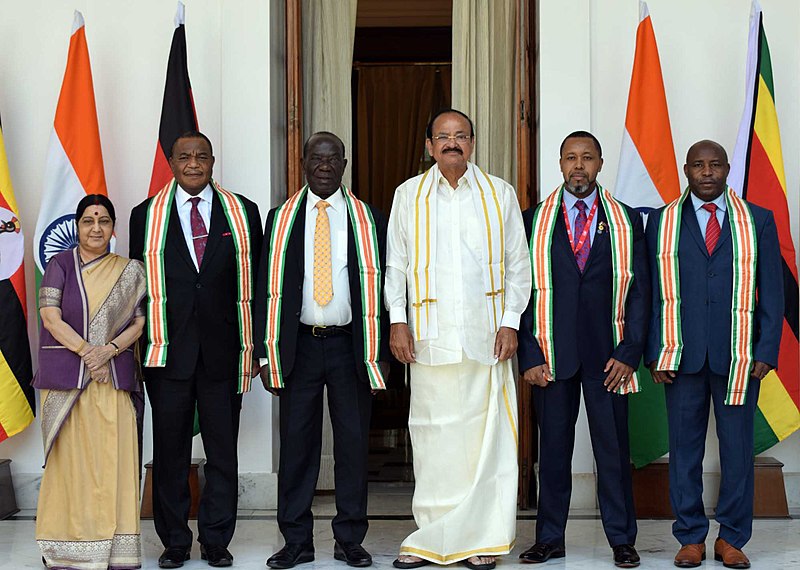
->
xmin=691 ymin=191 xmax=727 ymax=240
xmin=301 ymin=188 xmax=352 ymax=326
xmin=385 ymin=168 xmax=531 ymax=367
xmin=176 ymin=184 xmax=213 ymax=270
xmin=562 ymin=187 xmax=598 ymax=245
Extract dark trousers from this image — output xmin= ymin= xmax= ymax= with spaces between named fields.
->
xmin=277 ymin=331 xmax=373 ymax=546
xmin=665 ymin=363 xmax=760 ymax=549
xmin=146 ymin=353 xmax=242 ymax=548
xmin=533 ymin=369 xmax=637 ymax=547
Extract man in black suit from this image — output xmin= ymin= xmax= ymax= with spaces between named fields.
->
xmin=517 ymin=131 xmax=649 ymax=568
xmin=129 ymin=131 xmax=262 ymax=569
xmin=255 ymin=132 xmax=389 ymax=569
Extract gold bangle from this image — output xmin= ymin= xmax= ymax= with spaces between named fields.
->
xmin=76 ymin=339 xmax=87 ymax=354
xmin=109 ymin=341 xmax=120 ymax=357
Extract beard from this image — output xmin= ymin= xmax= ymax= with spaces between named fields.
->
xmin=566 ymin=182 xmax=591 ymax=196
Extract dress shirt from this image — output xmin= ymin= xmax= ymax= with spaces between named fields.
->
xmin=690 ymin=191 xmax=727 ymax=240
xmin=301 ymin=188 xmax=352 ymax=326
xmin=176 ymin=184 xmax=213 ymax=270
xmin=562 ymin=187 xmax=598 ymax=245
xmin=385 ymin=167 xmax=531 ymax=367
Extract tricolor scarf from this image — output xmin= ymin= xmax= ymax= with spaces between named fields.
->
xmin=143 ymin=179 xmax=255 ymax=393
xmin=263 ymin=185 xmax=385 ymax=390
xmin=408 ymin=162 xmax=506 ymax=341
xmin=655 ymin=187 xmax=757 ymax=405
xmin=529 ymin=184 xmax=640 ymax=394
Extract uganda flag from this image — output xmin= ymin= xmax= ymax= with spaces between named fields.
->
xmin=730 ymin=0 xmax=800 ymax=453
xmin=0 ymin=114 xmax=35 ymax=442
xmin=148 ymin=1 xmax=198 ymax=198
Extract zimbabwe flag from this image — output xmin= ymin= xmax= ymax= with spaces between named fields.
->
xmin=0 ymin=114 xmax=35 ymax=442
xmin=730 ymin=1 xmax=800 ymax=453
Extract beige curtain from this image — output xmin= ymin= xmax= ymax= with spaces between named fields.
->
xmin=302 ymin=0 xmax=357 ymax=490
xmin=451 ymin=0 xmax=516 ymax=184
xmin=302 ymin=0 xmax=358 ymax=186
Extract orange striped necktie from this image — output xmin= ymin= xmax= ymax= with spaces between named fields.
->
xmin=313 ymin=200 xmax=333 ymax=306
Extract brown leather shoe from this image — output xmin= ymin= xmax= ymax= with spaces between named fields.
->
xmin=674 ymin=544 xmax=705 ymax=568
xmin=714 ymin=538 xmax=750 ymax=569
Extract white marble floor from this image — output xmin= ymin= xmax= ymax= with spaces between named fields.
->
xmin=2 ymin=516 xmax=800 ymax=569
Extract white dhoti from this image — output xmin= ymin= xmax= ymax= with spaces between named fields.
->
xmin=400 ymin=357 xmax=519 ymax=564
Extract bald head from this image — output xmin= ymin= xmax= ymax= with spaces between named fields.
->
xmin=684 ymin=140 xmax=730 ymax=201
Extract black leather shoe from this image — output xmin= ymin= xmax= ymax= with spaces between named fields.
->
xmin=159 ymin=547 xmax=191 ymax=569
xmin=201 ymin=544 xmax=234 ymax=567
xmin=267 ymin=543 xmax=315 ymax=569
xmin=334 ymin=542 xmax=373 ymax=567
xmin=518 ymin=543 xmax=566 ymax=563
xmin=613 ymin=544 xmax=641 ymax=568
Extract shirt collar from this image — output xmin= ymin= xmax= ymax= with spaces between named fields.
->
xmin=307 ymin=186 xmax=344 ymax=212
xmin=562 ymin=186 xmax=598 ymax=211
xmin=690 ymin=190 xmax=727 ymax=213
xmin=177 ymin=184 xmax=213 ymax=207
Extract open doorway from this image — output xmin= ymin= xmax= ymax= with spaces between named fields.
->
xmin=282 ymin=0 xmax=539 ymax=505
xmin=349 ymin=4 xmax=454 ymax=484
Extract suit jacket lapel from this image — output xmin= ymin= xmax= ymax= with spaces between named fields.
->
xmin=553 ymin=206 xmax=581 ymax=275
xmin=167 ymin=199 xmax=196 ymax=272
xmin=198 ymin=192 xmax=226 ymax=274
xmin=682 ymin=198 xmax=709 ymax=258
xmin=289 ymin=196 xmax=306 ymax=283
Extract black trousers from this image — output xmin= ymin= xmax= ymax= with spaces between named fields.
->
xmin=277 ymin=331 xmax=373 ymax=545
xmin=533 ymin=368 xmax=637 ymax=547
xmin=146 ymin=353 xmax=242 ymax=548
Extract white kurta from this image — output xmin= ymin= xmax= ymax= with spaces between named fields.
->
xmin=385 ymin=164 xmax=531 ymax=563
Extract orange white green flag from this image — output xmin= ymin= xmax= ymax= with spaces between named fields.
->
xmin=33 ymin=11 xmax=109 ymax=289
xmin=0 ymin=114 xmax=35 ymax=442
xmin=613 ymin=1 xmax=680 ymax=467
xmin=729 ymin=0 xmax=800 ymax=453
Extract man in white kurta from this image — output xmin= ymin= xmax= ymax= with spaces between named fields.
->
xmin=385 ymin=109 xmax=531 ymax=570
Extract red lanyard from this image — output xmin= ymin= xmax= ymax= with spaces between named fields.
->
xmin=561 ymin=197 xmax=598 ymax=254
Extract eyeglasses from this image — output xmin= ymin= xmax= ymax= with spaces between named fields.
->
xmin=430 ymin=134 xmax=472 ymax=144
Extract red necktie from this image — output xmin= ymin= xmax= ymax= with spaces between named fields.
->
xmin=702 ymin=203 xmax=720 ymax=255
xmin=189 ymin=196 xmax=208 ymax=267
xmin=574 ymin=200 xmax=591 ymax=272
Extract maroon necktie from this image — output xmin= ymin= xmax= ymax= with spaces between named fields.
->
xmin=189 ymin=196 xmax=208 ymax=267
xmin=574 ymin=200 xmax=591 ymax=272
xmin=702 ymin=203 xmax=720 ymax=255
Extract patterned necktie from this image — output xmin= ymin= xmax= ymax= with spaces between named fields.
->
xmin=573 ymin=200 xmax=591 ymax=272
xmin=313 ymin=200 xmax=333 ymax=306
xmin=702 ymin=203 xmax=720 ymax=255
xmin=189 ymin=196 xmax=208 ymax=267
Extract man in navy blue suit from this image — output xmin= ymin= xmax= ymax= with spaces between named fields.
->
xmin=518 ymin=131 xmax=649 ymax=568
xmin=646 ymin=140 xmax=783 ymax=570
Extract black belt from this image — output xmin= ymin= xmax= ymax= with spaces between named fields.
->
xmin=299 ymin=323 xmax=352 ymax=338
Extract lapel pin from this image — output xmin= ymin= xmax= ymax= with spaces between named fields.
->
xmin=597 ymin=221 xmax=606 ymax=233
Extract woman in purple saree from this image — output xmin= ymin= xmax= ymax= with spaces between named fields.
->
xmin=34 ymin=195 xmax=146 ymax=570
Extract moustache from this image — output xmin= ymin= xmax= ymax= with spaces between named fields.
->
xmin=442 ymin=148 xmax=463 ymax=155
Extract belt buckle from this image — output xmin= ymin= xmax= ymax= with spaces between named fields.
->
xmin=312 ymin=325 xmax=327 ymax=338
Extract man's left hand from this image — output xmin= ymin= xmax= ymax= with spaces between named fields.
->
xmin=493 ymin=327 xmax=518 ymax=361
xmin=251 ymin=359 xmax=262 ymax=379
xmin=604 ymin=358 xmax=634 ymax=392
xmin=751 ymin=361 xmax=773 ymax=380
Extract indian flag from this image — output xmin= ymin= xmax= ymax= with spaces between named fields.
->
xmin=33 ymin=11 xmax=108 ymax=289
xmin=614 ymin=2 xmax=680 ymax=468
xmin=730 ymin=0 xmax=800 ymax=453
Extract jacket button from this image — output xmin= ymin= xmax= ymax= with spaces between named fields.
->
xmin=708 ymin=272 xmax=715 ymax=277
xmin=295 ymin=311 xmax=300 ymax=316
xmin=196 ymin=283 xmax=202 ymax=289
